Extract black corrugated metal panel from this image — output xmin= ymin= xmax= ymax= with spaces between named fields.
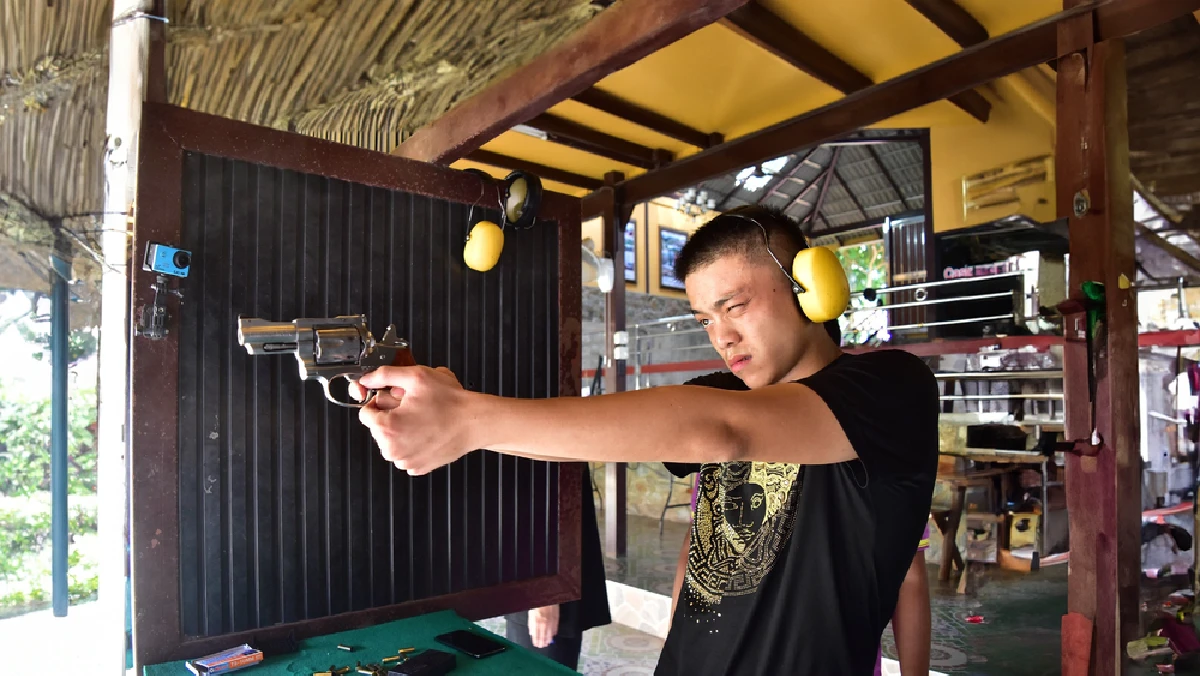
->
xmin=176 ymin=151 xmax=559 ymax=638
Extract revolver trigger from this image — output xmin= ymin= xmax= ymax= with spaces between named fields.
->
xmin=321 ymin=374 xmax=370 ymax=409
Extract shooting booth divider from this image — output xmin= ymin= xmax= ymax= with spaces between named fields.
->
xmin=128 ymin=103 xmax=583 ymax=669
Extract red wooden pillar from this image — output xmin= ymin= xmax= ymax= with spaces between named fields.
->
xmin=601 ymin=171 xmax=632 ymax=559
xmin=1056 ymin=5 xmax=1140 ymax=674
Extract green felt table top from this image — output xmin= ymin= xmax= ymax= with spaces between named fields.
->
xmin=144 ymin=610 xmax=578 ymax=676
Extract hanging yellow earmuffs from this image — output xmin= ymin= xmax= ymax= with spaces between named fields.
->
xmin=461 ymin=170 xmax=543 ymax=272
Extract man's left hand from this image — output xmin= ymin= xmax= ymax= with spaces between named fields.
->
xmin=357 ymin=366 xmax=474 ymax=475
xmin=528 ymin=604 xmax=560 ymax=649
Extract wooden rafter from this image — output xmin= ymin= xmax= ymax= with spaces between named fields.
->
xmin=785 ymin=160 xmax=832 ymax=212
xmin=903 ymin=0 xmax=990 ymax=48
xmin=1130 ymin=172 xmax=1200 ymax=255
xmin=1136 ymin=222 xmax=1200 ymax=274
xmin=465 ymin=149 xmax=604 ymax=190
xmin=524 ymin=113 xmax=668 ymax=169
xmin=583 ymin=0 xmax=1200 ymax=213
xmin=802 ymin=148 xmax=842 ymax=229
xmin=571 ymin=87 xmax=721 ymax=149
xmin=393 ymin=0 xmax=750 ymax=163
xmin=866 ymin=145 xmax=912 ymax=209
xmin=714 ymin=169 xmax=753 ymax=211
xmin=832 ymin=164 xmax=869 ymax=220
xmin=757 ymin=148 xmax=819 ymax=204
xmin=720 ymin=1 xmax=990 ymax=122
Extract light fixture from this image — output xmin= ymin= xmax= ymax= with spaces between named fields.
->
xmin=512 ymin=124 xmax=548 ymax=140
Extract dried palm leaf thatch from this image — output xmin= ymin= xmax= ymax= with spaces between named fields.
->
xmin=0 ymin=0 xmax=602 ymax=300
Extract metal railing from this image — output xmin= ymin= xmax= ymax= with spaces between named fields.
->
xmin=848 ymin=271 xmax=1030 ymax=335
xmin=582 ymin=314 xmax=720 ymax=391
xmin=629 ymin=315 xmax=719 ymax=390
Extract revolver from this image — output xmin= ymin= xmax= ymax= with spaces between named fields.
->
xmin=236 ymin=315 xmax=415 ymax=408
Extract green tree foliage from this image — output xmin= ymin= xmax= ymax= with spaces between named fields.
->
xmin=0 ymin=385 xmax=98 ymax=496
xmin=16 ymin=323 xmax=98 ymax=367
xmin=836 ymin=241 xmax=888 ymax=293
xmin=0 ymin=291 xmax=101 ymax=614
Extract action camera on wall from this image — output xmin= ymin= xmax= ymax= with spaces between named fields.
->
xmin=142 ymin=242 xmax=192 ymax=278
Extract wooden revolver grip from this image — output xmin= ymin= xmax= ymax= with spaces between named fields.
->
xmin=390 ymin=347 xmax=417 ymax=367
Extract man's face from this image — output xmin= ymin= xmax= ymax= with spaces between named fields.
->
xmin=685 ymin=253 xmax=813 ymax=389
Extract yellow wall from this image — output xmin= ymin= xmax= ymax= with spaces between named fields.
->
xmin=582 ymin=200 xmax=716 ymax=298
xmin=927 ymin=77 xmax=1057 ymax=233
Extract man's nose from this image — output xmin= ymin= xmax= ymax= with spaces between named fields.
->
xmin=713 ymin=322 xmax=740 ymax=349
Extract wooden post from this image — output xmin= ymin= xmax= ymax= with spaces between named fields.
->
xmin=100 ymin=0 xmax=166 ymax=671
xmin=1056 ymin=3 xmax=1140 ymax=672
xmin=601 ymin=171 xmax=631 ymax=559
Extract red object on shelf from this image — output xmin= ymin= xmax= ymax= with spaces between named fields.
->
xmin=965 ymin=615 xmax=985 ymax=624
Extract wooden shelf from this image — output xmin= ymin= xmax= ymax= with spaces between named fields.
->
xmin=934 ymin=370 xmax=1063 ymax=379
xmin=942 ymin=449 xmax=1048 ymax=464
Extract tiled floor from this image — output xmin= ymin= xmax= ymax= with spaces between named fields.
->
xmin=598 ymin=511 xmax=1074 ymax=675
xmin=598 ymin=509 xmax=688 ymax=598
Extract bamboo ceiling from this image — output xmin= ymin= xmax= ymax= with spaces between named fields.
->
xmin=0 ymin=0 xmax=601 ymax=302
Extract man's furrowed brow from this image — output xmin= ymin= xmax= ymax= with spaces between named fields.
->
xmin=692 ymin=290 xmax=744 ymax=314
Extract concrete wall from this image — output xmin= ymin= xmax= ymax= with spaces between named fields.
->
xmin=580 ymin=286 xmax=721 ymax=393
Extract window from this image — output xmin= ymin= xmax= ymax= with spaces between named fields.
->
xmin=835 ymin=240 xmax=890 ymax=346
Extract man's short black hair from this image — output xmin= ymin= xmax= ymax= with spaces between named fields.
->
xmin=673 ymin=205 xmax=806 ymax=284
xmin=674 ymin=205 xmax=841 ymax=340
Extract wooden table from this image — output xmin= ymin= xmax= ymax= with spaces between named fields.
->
xmin=934 ymin=450 xmax=1055 ymax=586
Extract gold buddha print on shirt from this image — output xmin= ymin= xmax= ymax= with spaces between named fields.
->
xmin=684 ymin=461 xmax=803 ymax=614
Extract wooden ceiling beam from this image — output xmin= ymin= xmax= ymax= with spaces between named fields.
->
xmin=523 ymin=113 xmax=668 ymax=169
xmin=720 ymin=1 xmax=990 ymax=122
xmin=903 ymin=0 xmax=990 ymax=48
xmin=392 ymin=0 xmax=749 ymax=164
xmin=571 ymin=87 xmax=721 ymax=149
xmin=583 ymin=0 xmax=1200 ymax=213
xmin=465 ymin=150 xmax=604 ymax=190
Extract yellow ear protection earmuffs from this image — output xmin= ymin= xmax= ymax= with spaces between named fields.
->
xmin=730 ymin=214 xmax=851 ymax=324
xmin=461 ymin=169 xmax=544 ymax=272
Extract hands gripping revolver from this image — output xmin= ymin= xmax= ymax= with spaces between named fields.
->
xmin=236 ymin=315 xmax=414 ymax=407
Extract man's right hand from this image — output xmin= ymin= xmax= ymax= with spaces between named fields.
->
xmin=351 ymin=366 xmax=461 ymax=410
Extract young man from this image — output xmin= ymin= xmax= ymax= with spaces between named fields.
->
xmin=668 ymin=506 xmax=931 ymax=674
xmin=355 ymin=205 xmax=939 ymax=674
xmin=668 ymin=315 xmax=932 ymax=675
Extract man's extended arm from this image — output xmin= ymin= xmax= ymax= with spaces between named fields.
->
xmin=356 ymin=366 xmax=856 ymax=475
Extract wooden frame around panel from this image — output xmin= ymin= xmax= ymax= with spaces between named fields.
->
xmin=130 ymin=102 xmax=583 ymax=668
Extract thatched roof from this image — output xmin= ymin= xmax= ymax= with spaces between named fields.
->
xmin=0 ymin=0 xmax=601 ymax=307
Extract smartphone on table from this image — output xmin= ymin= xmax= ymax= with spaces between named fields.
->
xmin=434 ymin=629 xmax=508 ymax=659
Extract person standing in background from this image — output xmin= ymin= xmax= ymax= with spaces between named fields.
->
xmin=505 ymin=465 xmax=610 ymax=670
